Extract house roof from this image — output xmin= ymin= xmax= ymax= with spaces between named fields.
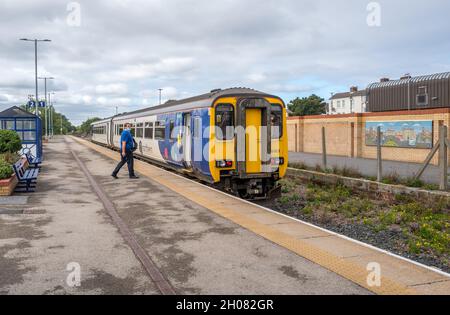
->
xmin=367 ymin=72 xmax=450 ymax=89
xmin=0 ymin=106 xmax=38 ymax=118
xmin=330 ymin=90 xmax=366 ymax=100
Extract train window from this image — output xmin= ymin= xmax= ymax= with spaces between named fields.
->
xmin=136 ymin=123 xmax=144 ymax=138
xmin=169 ymin=120 xmax=177 ymax=140
xmin=193 ymin=117 xmax=202 ymax=138
xmin=271 ymin=105 xmax=283 ymax=139
xmin=130 ymin=123 xmax=136 ymax=137
xmin=154 ymin=121 xmax=166 ymax=140
xmin=215 ymin=104 xmax=234 ymax=140
xmin=119 ymin=124 xmax=124 ymax=135
xmin=144 ymin=122 xmax=154 ymax=139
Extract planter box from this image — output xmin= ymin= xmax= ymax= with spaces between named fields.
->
xmin=0 ymin=174 xmax=18 ymax=196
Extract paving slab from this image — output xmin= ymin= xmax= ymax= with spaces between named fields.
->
xmin=74 ymin=136 xmax=450 ymax=295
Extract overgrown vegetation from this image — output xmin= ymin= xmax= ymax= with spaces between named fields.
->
xmin=271 ymin=177 xmax=450 ymax=271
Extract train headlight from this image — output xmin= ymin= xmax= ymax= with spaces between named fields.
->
xmin=216 ymin=160 xmax=233 ymax=168
xmin=271 ymin=157 xmax=285 ymax=166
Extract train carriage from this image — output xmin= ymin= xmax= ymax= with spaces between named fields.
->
xmin=91 ymin=88 xmax=288 ymax=199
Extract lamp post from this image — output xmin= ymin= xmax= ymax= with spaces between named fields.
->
xmin=38 ymin=77 xmax=54 ymax=139
xmin=48 ymin=92 xmax=55 ymax=138
xmin=19 ymin=38 xmax=51 ymax=116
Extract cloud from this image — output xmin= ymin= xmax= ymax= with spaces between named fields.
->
xmin=1 ymin=0 xmax=450 ymax=124
xmin=95 ymin=83 xmax=128 ymax=95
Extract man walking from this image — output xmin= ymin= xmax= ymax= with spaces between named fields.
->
xmin=112 ymin=123 xmax=139 ymax=179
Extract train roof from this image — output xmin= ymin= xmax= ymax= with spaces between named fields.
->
xmin=91 ymin=88 xmax=283 ymax=124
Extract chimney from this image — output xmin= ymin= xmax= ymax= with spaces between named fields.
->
xmin=400 ymin=74 xmax=412 ymax=80
xmin=350 ymin=86 xmax=358 ymax=93
xmin=380 ymin=78 xmax=390 ymax=83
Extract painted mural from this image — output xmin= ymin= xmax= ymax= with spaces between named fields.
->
xmin=365 ymin=121 xmax=433 ymax=149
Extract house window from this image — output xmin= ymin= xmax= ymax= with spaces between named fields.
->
xmin=337 ymin=101 xmax=341 ymax=109
xmin=417 ymin=86 xmax=429 ymax=106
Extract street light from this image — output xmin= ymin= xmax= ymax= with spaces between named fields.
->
xmin=48 ymin=92 xmax=56 ymax=138
xmin=19 ymin=38 xmax=51 ymax=116
xmin=38 ymin=77 xmax=54 ymax=139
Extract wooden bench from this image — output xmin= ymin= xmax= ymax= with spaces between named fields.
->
xmin=25 ymin=152 xmax=42 ymax=169
xmin=13 ymin=160 xmax=39 ymax=193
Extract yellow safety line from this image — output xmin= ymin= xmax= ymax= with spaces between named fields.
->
xmin=72 ymin=137 xmax=418 ymax=295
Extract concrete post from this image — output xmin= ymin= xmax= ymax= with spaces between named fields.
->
xmin=377 ymin=126 xmax=383 ymax=182
xmin=322 ymin=126 xmax=327 ymax=169
xmin=439 ymin=125 xmax=448 ymax=190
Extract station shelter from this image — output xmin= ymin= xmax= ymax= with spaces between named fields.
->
xmin=0 ymin=106 xmax=43 ymax=159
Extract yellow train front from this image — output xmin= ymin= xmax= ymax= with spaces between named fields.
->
xmin=91 ymin=88 xmax=288 ymax=200
xmin=207 ymin=89 xmax=288 ymax=199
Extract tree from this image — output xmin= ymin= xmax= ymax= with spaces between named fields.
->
xmin=287 ymin=94 xmax=326 ymax=116
xmin=76 ymin=117 xmax=101 ymax=136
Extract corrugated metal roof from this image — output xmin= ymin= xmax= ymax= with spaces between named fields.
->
xmin=0 ymin=106 xmax=38 ymax=118
xmin=367 ymin=72 xmax=450 ymax=89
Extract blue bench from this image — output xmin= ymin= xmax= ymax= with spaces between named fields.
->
xmin=25 ymin=152 xmax=42 ymax=169
xmin=13 ymin=160 xmax=39 ymax=193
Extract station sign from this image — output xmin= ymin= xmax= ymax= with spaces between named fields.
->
xmin=38 ymin=101 xmax=46 ymax=108
xmin=27 ymin=100 xmax=36 ymax=108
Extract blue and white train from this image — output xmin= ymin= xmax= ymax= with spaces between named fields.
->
xmin=91 ymin=88 xmax=288 ymax=199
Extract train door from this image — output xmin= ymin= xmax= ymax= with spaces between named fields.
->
xmin=183 ymin=113 xmax=192 ymax=168
xmin=237 ymin=98 xmax=272 ymax=176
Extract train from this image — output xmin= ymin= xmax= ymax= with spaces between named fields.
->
xmin=90 ymin=88 xmax=288 ymax=199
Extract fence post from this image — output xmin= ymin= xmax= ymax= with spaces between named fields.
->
xmin=377 ymin=126 xmax=383 ymax=182
xmin=322 ymin=126 xmax=327 ymax=169
xmin=439 ymin=125 xmax=448 ymax=190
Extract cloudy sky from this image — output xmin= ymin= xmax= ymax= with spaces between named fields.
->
xmin=1 ymin=0 xmax=449 ymax=125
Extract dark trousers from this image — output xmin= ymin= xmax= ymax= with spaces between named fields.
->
xmin=112 ymin=151 xmax=135 ymax=177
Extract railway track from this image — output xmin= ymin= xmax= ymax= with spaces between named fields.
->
xmin=71 ymin=136 xmax=450 ymax=295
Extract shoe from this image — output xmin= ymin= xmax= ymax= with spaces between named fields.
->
xmin=129 ymin=175 xmax=140 ymax=179
xmin=111 ymin=174 xmax=119 ymax=179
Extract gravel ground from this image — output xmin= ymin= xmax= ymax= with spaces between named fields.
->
xmin=257 ymin=186 xmax=450 ymax=274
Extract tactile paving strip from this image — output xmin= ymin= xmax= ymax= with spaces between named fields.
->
xmin=73 ymin=137 xmax=427 ymax=295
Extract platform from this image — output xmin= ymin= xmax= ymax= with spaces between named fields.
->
xmin=0 ymin=136 xmax=448 ymax=295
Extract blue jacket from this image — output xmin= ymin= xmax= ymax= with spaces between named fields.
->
xmin=120 ymin=129 xmax=134 ymax=152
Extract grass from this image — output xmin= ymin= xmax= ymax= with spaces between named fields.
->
xmin=277 ymin=178 xmax=450 ymax=267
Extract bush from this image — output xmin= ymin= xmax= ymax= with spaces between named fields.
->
xmin=0 ymin=159 xmax=13 ymax=180
xmin=0 ymin=130 xmax=22 ymax=154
